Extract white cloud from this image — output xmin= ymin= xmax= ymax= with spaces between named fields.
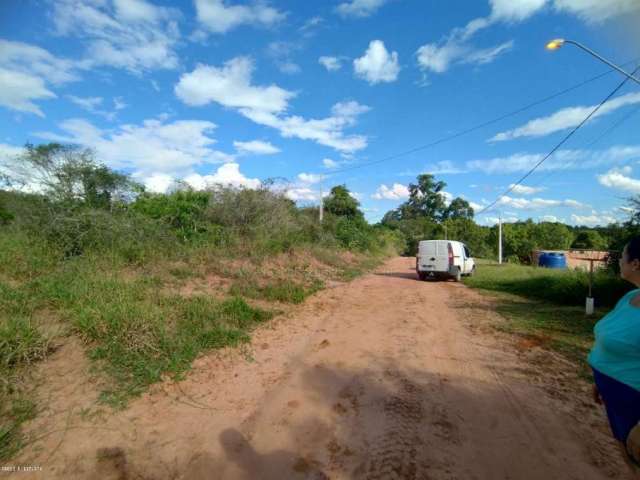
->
xmin=465 ymin=145 xmax=640 ymax=175
xmin=184 ymin=163 xmax=261 ymax=190
xmin=491 ymin=92 xmax=640 ymax=142
xmin=468 ymin=200 xmax=484 ymax=211
xmin=490 ymin=0 xmax=548 ymax=21
xmin=323 ymin=158 xmax=340 ymax=169
xmin=297 ymin=173 xmax=326 ymax=184
xmin=266 ymin=41 xmax=301 ymax=75
xmin=372 ymin=183 xmax=410 ymax=200
xmin=285 ymin=187 xmax=318 ymax=201
xmin=354 ymin=40 xmax=400 ymax=84
xmin=0 ymin=40 xmax=79 ymax=116
xmin=35 ymin=117 xmax=234 ymax=179
xmin=176 ymin=59 xmax=370 ymax=153
xmin=233 ymin=140 xmax=280 ymax=155
xmin=0 ymin=143 xmax=24 ymax=161
xmin=540 ymin=215 xmax=559 ymax=222
xmin=463 ymin=41 xmax=514 ymax=65
xmin=496 ymin=195 xmax=587 ymax=210
xmin=0 ymin=39 xmax=78 ymax=84
xmin=68 ymin=95 xmax=100 ymax=108
xmin=489 ymin=0 xmax=639 ymax=24
xmin=0 ymin=68 xmax=55 ymax=117
xmin=194 ymin=0 xmax=286 ymax=34
xmin=113 ymin=97 xmax=127 ymax=110
xmin=175 ymin=57 xmax=294 ymax=113
xmin=598 ymin=166 xmax=640 ymax=193
xmin=424 ymin=160 xmax=466 ymax=175
xmin=415 ymin=0 xmax=637 ymax=79
xmin=570 ymin=213 xmax=618 ymax=226
xmin=416 ymin=38 xmax=513 ymax=75
xmin=336 ymin=0 xmax=389 ymax=18
xmin=554 ymin=0 xmax=640 ymax=23
xmin=137 ymin=162 xmax=261 ymax=193
xmin=509 ymin=184 xmax=545 ymax=195
xmin=319 ymin=56 xmax=343 ymax=72
xmin=480 ymin=215 xmax=520 ymax=225
xmin=240 ymin=104 xmax=370 ymax=153
xmin=299 ymin=16 xmax=324 ymax=37
xmin=52 ymin=0 xmax=180 ymax=73
xmin=141 ymin=172 xmax=175 ymax=193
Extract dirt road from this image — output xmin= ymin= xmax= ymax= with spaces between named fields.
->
xmin=15 ymin=257 xmax=629 ymax=479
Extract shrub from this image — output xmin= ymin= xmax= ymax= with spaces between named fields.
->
xmin=132 ymin=190 xmax=211 ymax=241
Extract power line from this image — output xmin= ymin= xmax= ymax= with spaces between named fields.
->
xmin=477 ymin=64 xmax=640 ymax=216
xmin=324 ymin=57 xmax=640 ymax=176
xmin=525 ymin=102 xmax=640 ymax=191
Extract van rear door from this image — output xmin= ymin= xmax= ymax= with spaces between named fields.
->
xmin=418 ymin=240 xmax=449 ymax=273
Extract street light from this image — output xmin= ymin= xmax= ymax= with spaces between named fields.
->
xmin=546 ymin=38 xmax=640 ymax=86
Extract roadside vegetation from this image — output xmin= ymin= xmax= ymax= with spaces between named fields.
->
xmin=0 ymin=143 xmax=404 ymax=460
xmin=2 ymin=144 xmax=639 ymax=460
xmin=463 ymin=261 xmax=632 ymax=378
xmin=377 ymin=173 xmax=640 ymax=379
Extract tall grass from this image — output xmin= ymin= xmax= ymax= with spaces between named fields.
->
xmin=0 ymin=185 xmax=403 ymax=459
xmin=464 ymin=261 xmax=632 ymax=308
xmin=463 ymin=261 xmax=629 ymax=380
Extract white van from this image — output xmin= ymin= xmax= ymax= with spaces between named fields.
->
xmin=416 ymin=240 xmax=475 ymax=282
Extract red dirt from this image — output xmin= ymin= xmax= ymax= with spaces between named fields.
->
xmin=10 ymin=257 xmax=630 ymax=479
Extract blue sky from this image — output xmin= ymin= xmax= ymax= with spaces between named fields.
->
xmin=1 ymin=0 xmax=640 ymax=226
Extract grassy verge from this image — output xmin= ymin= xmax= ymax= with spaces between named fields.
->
xmin=229 ymin=278 xmax=323 ymax=304
xmin=0 ymin=244 xmax=393 ymax=460
xmin=463 ymin=261 xmax=620 ymax=379
xmin=465 ymin=260 xmax=631 ymax=308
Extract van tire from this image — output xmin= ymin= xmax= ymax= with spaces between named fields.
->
xmin=418 ymin=272 xmax=428 ymax=281
xmin=468 ymin=266 xmax=476 ymax=277
xmin=453 ymin=268 xmax=462 ymax=282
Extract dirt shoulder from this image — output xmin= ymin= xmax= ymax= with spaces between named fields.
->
xmin=8 ymin=257 xmax=629 ymax=479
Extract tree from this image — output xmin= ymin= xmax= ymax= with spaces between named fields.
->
xmin=534 ymin=222 xmax=573 ymax=250
xmin=571 ymin=230 xmax=608 ymax=250
xmin=442 ymin=197 xmax=474 ymax=220
xmin=324 ymin=185 xmax=363 ymax=219
xmin=3 ymin=143 xmax=138 ymax=208
xmin=400 ymin=174 xmax=447 ymax=221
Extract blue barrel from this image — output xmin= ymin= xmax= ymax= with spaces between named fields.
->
xmin=538 ymin=252 xmax=567 ymax=269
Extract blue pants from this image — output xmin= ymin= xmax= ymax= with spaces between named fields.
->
xmin=592 ymin=368 xmax=640 ymax=442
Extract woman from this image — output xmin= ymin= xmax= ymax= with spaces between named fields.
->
xmin=589 ymin=237 xmax=640 ymax=471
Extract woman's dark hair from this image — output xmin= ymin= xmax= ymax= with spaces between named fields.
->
xmin=626 ymin=236 xmax=640 ymax=262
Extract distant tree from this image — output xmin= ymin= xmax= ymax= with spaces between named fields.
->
xmin=442 ymin=197 xmax=474 ymax=220
xmin=571 ymin=230 xmax=608 ymax=250
xmin=3 ymin=143 xmax=138 ymax=208
xmin=534 ymin=222 xmax=573 ymax=250
xmin=400 ymin=174 xmax=447 ymax=221
xmin=324 ymin=185 xmax=363 ymax=219
xmin=380 ymin=208 xmax=402 ymax=227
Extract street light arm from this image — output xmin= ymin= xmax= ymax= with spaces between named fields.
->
xmin=563 ymin=40 xmax=640 ymax=86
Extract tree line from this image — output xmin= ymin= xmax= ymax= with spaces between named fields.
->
xmin=1 ymin=143 xmax=637 ymax=264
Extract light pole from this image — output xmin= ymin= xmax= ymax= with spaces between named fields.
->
xmin=546 ymin=39 xmax=640 ymax=86
xmin=319 ymin=184 xmax=324 ymax=223
xmin=498 ymin=213 xmax=503 ymax=265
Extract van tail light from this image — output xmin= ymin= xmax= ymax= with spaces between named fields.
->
xmin=448 ymin=243 xmax=454 ymax=267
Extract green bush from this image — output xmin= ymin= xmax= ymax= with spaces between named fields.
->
xmin=132 ymin=190 xmax=211 ymax=241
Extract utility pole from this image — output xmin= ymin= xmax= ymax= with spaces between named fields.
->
xmin=498 ymin=214 xmax=503 ymax=265
xmin=319 ymin=184 xmax=324 ymax=223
